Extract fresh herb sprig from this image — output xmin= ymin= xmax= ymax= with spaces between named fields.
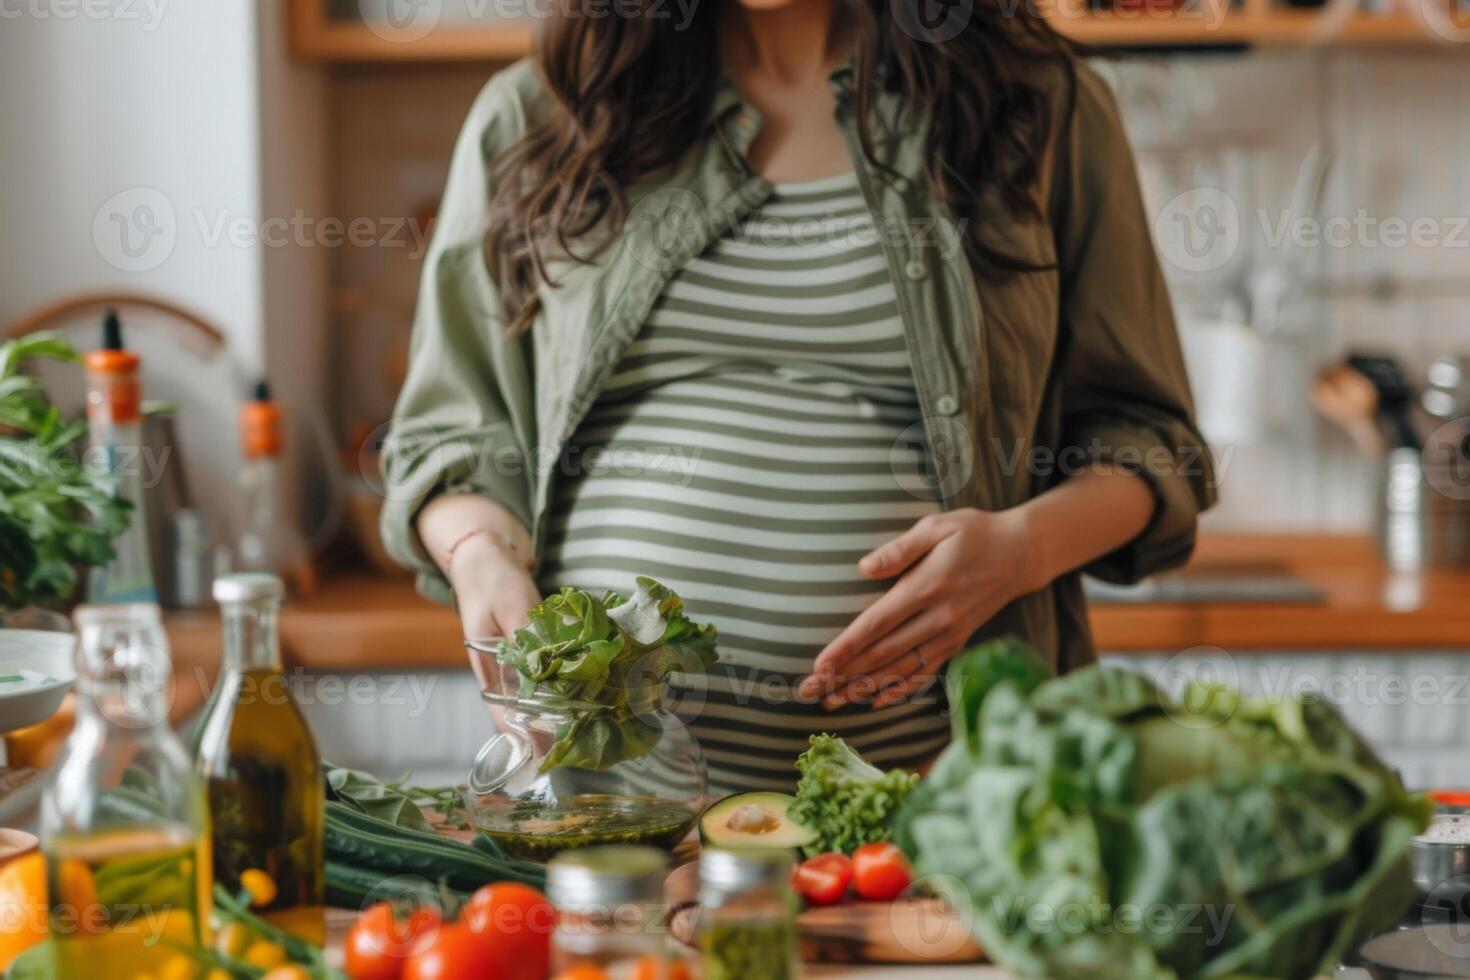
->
xmin=0 ymin=334 xmax=131 ymax=612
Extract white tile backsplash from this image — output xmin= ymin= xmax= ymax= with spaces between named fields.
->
xmin=1114 ymin=49 xmax=1470 ymax=532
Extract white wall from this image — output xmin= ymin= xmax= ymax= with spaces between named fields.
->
xmin=0 ymin=1 xmax=333 ymax=545
xmin=0 ymin=2 xmax=266 ymax=360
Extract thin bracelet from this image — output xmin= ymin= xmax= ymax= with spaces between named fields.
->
xmin=444 ymin=528 xmax=531 ymax=573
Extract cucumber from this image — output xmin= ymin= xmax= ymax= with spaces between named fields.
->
xmin=324 ymin=801 xmax=545 ymax=909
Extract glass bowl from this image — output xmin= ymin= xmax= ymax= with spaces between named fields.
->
xmin=464 ymin=639 xmax=707 ymax=862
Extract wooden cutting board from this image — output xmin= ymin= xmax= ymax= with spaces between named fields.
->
xmin=664 ymin=861 xmax=984 ymax=965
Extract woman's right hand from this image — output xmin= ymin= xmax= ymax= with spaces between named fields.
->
xmin=447 ymin=532 xmax=542 ymax=644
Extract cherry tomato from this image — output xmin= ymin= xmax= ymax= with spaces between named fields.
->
xmin=552 ymin=967 xmax=611 ymax=980
xmin=851 ymin=842 xmax=913 ymax=902
xmin=345 ymin=903 xmax=442 ymax=980
xmin=460 ymin=882 xmax=554 ymax=979
xmin=791 ymin=853 xmax=854 ymax=907
xmin=407 ymin=919 xmax=547 ymax=980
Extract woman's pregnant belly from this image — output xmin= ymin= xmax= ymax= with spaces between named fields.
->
xmin=538 ymin=374 xmax=951 ymax=795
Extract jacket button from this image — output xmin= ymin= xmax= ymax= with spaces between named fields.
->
xmin=934 ymin=394 xmax=960 ymax=416
xmin=904 ymin=260 xmax=926 ymax=281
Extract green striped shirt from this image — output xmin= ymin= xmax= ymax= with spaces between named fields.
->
xmin=540 ymin=172 xmax=950 ymax=794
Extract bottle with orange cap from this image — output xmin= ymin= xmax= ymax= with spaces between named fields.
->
xmin=236 ymin=380 xmax=315 ymax=597
xmin=84 ymin=311 xmax=158 ymax=604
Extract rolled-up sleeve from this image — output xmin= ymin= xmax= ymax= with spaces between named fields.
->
xmin=1051 ymin=67 xmax=1217 ymax=583
xmin=379 ymin=73 xmax=536 ymax=602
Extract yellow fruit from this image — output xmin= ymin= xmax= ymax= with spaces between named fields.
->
xmin=240 ymin=869 xmax=277 ymax=908
xmin=56 ymin=858 xmax=98 ymax=927
xmin=215 ymin=920 xmax=251 ymax=958
xmin=0 ymin=854 xmax=47 ymax=972
xmin=262 ymin=967 xmax=311 ymax=980
xmin=243 ymin=939 xmax=288 ymax=968
xmin=161 ymin=954 xmax=198 ymax=980
xmin=205 ymin=970 xmax=231 ymax=980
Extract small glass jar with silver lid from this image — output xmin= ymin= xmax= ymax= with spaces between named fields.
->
xmin=548 ymin=845 xmax=687 ymax=976
xmin=697 ymin=848 xmax=801 ymax=980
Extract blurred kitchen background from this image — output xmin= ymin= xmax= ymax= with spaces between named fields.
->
xmin=2 ymin=2 xmax=1469 ymax=794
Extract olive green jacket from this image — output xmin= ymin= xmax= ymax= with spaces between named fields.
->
xmin=380 ymin=58 xmax=1217 ymax=673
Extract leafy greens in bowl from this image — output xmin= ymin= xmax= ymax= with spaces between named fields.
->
xmin=493 ymin=577 xmax=718 ymax=773
xmin=896 ymin=639 xmax=1432 ymax=980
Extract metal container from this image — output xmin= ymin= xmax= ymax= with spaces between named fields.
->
xmin=1358 ymin=925 xmax=1470 ymax=979
xmin=1378 ymin=444 xmax=1470 ymax=570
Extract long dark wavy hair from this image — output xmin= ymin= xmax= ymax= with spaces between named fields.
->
xmin=487 ymin=0 xmax=1078 ymax=335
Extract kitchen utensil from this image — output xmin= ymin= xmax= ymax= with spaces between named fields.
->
xmin=1349 ymin=354 xmax=1423 ymax=451
xmin=141 ymin=406 xmax=210 ymax=609
xmin=0 ymin=630 xmax=76 ymax=734
xmin=1248 ymin=141 xmax=1333 ymax=337
xmin=1179 ymin=315 xmax=1271 ymax=445
xmin=1379 ymin=447 xmax=1470 ymax=570
xmin=1423 ymin=355 xmax=1469 ymax=422
xmin=1313 ymin=362 xmax=1387 ymax=455
xmin=665 ymin=861 xmax=984 ymax=965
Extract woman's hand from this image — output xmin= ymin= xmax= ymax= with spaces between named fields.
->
xmin=798 ymin=508 xmax=1045 ymax=711
xmin=448 ymin=532 xmax=542 ymax=644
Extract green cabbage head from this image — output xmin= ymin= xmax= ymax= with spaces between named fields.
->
xmin=895 ymin=640 xmax=1432 ymax=980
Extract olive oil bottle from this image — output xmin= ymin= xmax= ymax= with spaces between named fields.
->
xmin=42 ymin=604 xmax=212 ymax=976
xmin=196 ymin=573 xmax=325 ymax=943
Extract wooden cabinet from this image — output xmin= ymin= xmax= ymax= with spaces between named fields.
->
xmin=289 ymin=0 xmax=532 ymax=62
xmin=1052 ymin=0 xmax=1464 ymax=47
xmin=287 ymin=0 xmax=1465 ymax=61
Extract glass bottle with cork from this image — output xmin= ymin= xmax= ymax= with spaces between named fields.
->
xmin=194 ymin=572 xmax=325 ymax=943
xmin=236 ymin=380 xmax=315 ymax=597
xmin=84 ymin=310 xmax=156 ymax=604
xmin=41 ymin=603 xmax=211 ymax=977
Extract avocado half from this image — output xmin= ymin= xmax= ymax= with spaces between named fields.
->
xmin=699 ymin=792 xmax=818 ymax=851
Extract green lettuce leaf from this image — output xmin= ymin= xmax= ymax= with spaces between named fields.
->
xmin=497 ymin=577 xmax=717 ymax=773
xmin=896 ymin=637 xmax=1433 ymax=980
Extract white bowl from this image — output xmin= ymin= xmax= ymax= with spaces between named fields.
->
xmin=0 ymin=629 xmax=76 ymax=734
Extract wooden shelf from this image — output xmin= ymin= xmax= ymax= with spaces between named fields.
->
xmin=287 ymin=0 xmax=1464 ymax=61
xmin=1051 ymin=8 xmax=1455 ymax=46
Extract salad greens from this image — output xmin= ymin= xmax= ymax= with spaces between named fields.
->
xmin=0 ymin=334 xmax=131 ymax=612
xmin=788 ymin=734 xmax=919 ymax=857
xmin=896 ymin=639 xmax=1432 ymax=980
xmin=497 ymin=577 xmax=718 ymax=772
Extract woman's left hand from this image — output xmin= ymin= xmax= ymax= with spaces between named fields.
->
xmin=798 ymin=507 xmax=1046 ymax=711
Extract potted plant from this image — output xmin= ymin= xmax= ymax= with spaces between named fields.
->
xmin=0 ymin=334 xmax=131 ymax=732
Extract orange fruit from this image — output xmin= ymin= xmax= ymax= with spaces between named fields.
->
xmin=0 ymin=854 xmax=48 ymax=970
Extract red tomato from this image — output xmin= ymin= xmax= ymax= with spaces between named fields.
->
xmin=403 ymin=925 xmax=508 ymax=980
xmin=791 ymin=853 xmax=854 ymax=907
xmin=345 ymin=903 xmax=443 ymax=980
xmin=460 ymin=882 xmax=554 ymax=980
xmin=851 ymin=843 xmax=913 ymax=902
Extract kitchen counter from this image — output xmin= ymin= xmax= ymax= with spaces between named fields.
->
xmin=1089 ymin=534 xmax=1470 ymax=652
xmin=163 ymin=534 xmax=1470 ymax=681
xmin=8 ymin=533 xmax=1467 ymax=770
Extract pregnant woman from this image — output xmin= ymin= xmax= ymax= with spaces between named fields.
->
xmin=381 ymin=0 xmax=1214 ymax=793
